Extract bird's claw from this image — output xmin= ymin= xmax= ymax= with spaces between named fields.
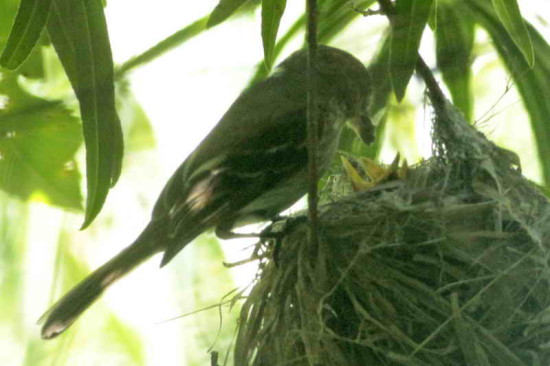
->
xmin=260 ymin=215 xmax=308 ymax=265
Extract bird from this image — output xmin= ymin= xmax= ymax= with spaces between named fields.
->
xmin=39 ymin=45 xmax=373 ymax=339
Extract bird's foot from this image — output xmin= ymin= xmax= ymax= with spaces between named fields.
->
xmin=216 ymin=215 xmax=307 ymax=266
xmin=260 ymin=215 xmax=307 ymax=265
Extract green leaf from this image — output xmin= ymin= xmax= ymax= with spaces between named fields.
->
xmin=249 ymin=0 xmax=375 ymax=84
xmin=434 ymin=1 xmax=475 ymax=122
xmin=367 ymin=33 xmax=393 ymax=125
xmin=463 ymin=0 xmax=550 ymax=184
xmin=17 ymin=42 xmax=45 ymax=79
xmin=390 ymin=0 xmax=435 ymax=101
xmin=249 ymin=13 xmax=303 ymax=85
xmin=207 ymin=0 xmax=249 ymax=28
xmin=47 ymin=0 xmax=123 ymax=228
xmin=261 ymin=0 xmax=286 ymax=71
xmin=0 ymin=74 xmax=82 ymax=208
xmin=0 ymin=0 xmax=20 ymax=47
xmin=490 ymin=0 xmax=534 ymax=67
xmin=0 ymin=0 xmax=52 ymax=69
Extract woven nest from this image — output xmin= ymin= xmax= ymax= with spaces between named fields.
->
xmin=233 ymin=100 xmax=550 ymax=365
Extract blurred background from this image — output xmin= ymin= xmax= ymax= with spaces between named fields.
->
xmin=1 ymin=0 xmax=550 ymax=365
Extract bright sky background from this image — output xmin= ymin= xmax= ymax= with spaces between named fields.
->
xmin=14 ymin=1 xmax=550 ymax=366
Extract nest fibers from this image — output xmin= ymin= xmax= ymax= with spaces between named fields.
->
xmin=233 ymin=99 xmax=550 ymax=365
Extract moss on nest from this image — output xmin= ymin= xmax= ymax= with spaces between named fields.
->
xmin=234 ymin=100 xmax=550 ymax=366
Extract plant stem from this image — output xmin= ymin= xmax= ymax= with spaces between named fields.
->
xmin=306 ymin=0 xmax=320 ymax=248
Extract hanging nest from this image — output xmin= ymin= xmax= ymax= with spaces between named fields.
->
xmin=233 ymin=98 xmax=550 ymax=366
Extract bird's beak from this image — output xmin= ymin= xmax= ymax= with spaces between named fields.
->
xmin=350 ymin=114 xmax=375 ymax=145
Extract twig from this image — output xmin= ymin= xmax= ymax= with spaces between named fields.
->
xmin=306 ymin=0 xmax=320 ymax=248
xmin=223 ymin=255 xmax=260 ymax=268
xmin=210 ymin=351 xmax=219 ymax=366
xmin=354 ymin=7 xmax=383 ymax=16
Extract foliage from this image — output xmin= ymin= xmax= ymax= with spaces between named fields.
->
xmin=1 ymin=0 xmax=122 ymax=227
xmin=0 ymin=73 xmax=81 ymax=208
xmin=0 ymin=0 xmax=549 ymax=365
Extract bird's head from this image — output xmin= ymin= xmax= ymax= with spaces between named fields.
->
xmin=279 ymin=45 xmax=375 ymax=144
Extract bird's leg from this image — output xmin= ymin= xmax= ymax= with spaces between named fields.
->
xmin=261 ymin=215 xmax=308 ymax=265
xmin=216 ymin=221 xmax=283 ymax=268
xmin=215 ymin=226 xmax=260 ymax=240
xmin=270 ymin=214 xmax=287 ymax=222
xmin=216 ymin=215 xmax=307 ymax=265
xmin=214 ymin=216 xmax=289 ymax=241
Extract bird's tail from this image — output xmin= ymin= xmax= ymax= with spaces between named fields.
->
xmin=39 ymin=221 xmax=164 ymax=339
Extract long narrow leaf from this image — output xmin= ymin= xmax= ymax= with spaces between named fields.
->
xmin=261 ymin=0 xmax=287 ymax=70
xmin=434 ymin=1 xmax=475 ymax=121
xmin=390 ymin=0 xmax=435 ymax=101
xmin=250 ymin=0 xmax=375 ymax=84
xmin=207 ymin=0 xmax=249 ymax=28
xmin=463 ymin=0 xmax=550 ymax=184
xmin=318 ymin=0 xmax=375 ymax=42
xmin=367 ymin=33 xmax=393 ymax=125
xmin=0 ymin=0 xmax=52 ymax=69
xmin=490 ymin=0 xmax=534 ymax=67
xmin=249 ymin=13 xmax=303 ymax=84
xmin=47 ymin=0 xmax=123 ymax=228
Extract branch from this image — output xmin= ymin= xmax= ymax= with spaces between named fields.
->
xmin=306 ymin=0 xmax=320 ymax=247
xmin=210 ymin=351 xmax=219 ymax=366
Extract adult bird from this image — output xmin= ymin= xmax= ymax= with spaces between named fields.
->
xmin=40 ymin=45 xmax=373 ymax=339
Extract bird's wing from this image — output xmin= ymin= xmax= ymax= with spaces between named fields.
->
xmin=188 ymin=73 xmax=307 ymax=173
xmin=152 ymin=73 xmax=308 ymax=219
xmin=158 ymin=106 xmax=311 ymax=266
